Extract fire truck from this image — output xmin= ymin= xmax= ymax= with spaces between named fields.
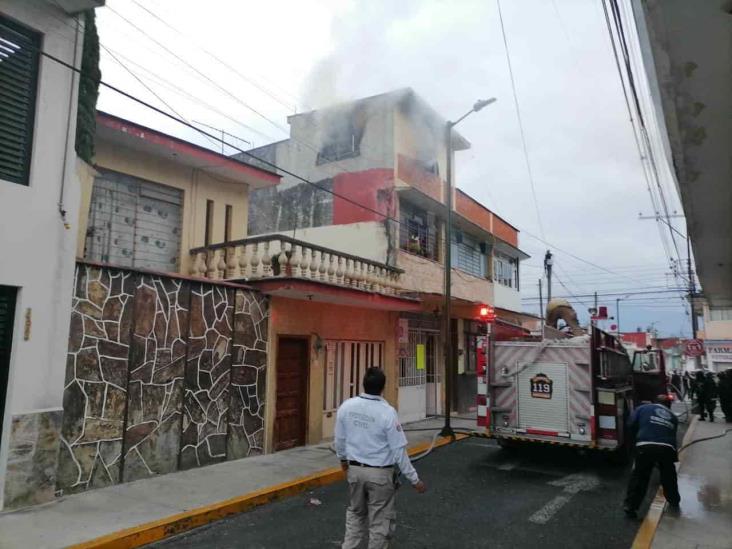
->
xmin=475 ymin=324 xmax=668 ymax=452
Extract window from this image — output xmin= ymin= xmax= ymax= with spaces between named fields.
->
xmin=224 ymin=204 xmax=233 ymax=243
xmin=494 ymin=252 xmax=519 ymax=289
xmin=0 ymin=16 xmax=40 ymax=185
xmin=399 ymin=202 xmax=439 ymax=261
xmin=315 ymin=108 xmax=365 ymax=165
xmin=205 ymin=200 xmax=214 ymax=246
xmin=451 ymin=231 xmax=486 ymax=278
xmin=709 ymin=307 xmax=732 ymax=321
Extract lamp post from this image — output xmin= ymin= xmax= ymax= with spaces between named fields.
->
xmin=441 ymin=97 xmax=496 ymax=438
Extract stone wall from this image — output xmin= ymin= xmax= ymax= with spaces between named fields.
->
xmin=55 ymin=264 xmax=269 ymax=495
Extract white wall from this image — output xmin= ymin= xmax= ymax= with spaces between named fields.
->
xmin=493 ymin=282 xmax=521 ymax=313
xmin=0 ymin=1 xmax=83 ymax=506
xmin=267 ymin=221 xmax=389 ymax=264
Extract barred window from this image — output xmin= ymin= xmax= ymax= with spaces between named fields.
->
xmin=451 ymin=231 xmax=486 ymax=278
xmin=0 ymin=15 xmax=40 ymax=185
xmin=399 ymin=201 xmax=439 ymax=261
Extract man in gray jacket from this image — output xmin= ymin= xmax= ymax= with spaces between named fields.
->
xmin=335 ymin=367 xmax=426 ymax=548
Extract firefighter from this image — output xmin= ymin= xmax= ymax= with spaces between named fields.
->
xmin=624 ymin=395 xmax=680 ymax=518
xmin=670 ymin=370 xmax=682 ymax=400
xmin=335 ymin=367 xmax=426 ymax=549
xmin=682 ymin=372 xmax=691 ymax=401
xmin=697 ymin=371 xmax=718 ymax=421
xmin=716 ymin=370 xmax=731 ymax=422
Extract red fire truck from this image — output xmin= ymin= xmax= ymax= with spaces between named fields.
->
xmin=476 ymin=326 xmax=668 ymax=452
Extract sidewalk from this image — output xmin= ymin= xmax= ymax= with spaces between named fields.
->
xmin=651 ymin=410 xmax=732 ymax=549
xmin=0 ymin=415 xmax=474 ymax=549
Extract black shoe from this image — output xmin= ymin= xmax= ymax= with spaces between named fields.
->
xmin=699 ymin=417 xmax=706 ymax=421
xmin=624 ymin=507 xmax=638 ymax=519
xmin=710 ymin=417 xmax=715 ymax=422
xmin=667 ymin=502 xmax=681 ymax=515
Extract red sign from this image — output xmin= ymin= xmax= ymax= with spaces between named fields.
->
xmin=685 ymin=339 xmax=705 ymax=357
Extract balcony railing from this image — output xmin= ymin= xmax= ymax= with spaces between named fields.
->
xmin=189 ymin=235 xmax=403 ymax=295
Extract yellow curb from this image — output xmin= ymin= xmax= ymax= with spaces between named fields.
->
xmin=68 ymin=433 xmax=468 ymax=549
xmin=631 ymin=414 xmax=699 ymax=549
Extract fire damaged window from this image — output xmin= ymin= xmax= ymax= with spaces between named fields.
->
xmin=399 ymin=201 xmax=439 ymax=260
xmin=316 ymin=107 xmax=366 ymax=165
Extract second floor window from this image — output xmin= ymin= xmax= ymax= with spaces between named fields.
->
xmin=451 ymin=231 xmax=486 ymax=278
xmin=494 ymin=252 xmax=519 ymax=289
xmin=399 ymin=202 xmax=439 ymax=261
xmin=0 ymin=15 xmax=40 ymax=186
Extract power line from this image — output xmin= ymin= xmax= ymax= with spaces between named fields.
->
xmin=495 ymin=0 xmax=546 ymax=239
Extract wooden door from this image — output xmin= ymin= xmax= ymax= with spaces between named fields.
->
xmin=274 ymin=337 xmax=309 ymax=451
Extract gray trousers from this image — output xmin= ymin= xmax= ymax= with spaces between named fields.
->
xmin=342 ymin=466 xmax=397 ymax=549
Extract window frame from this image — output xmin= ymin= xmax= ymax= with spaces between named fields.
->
xmin=0 ymin=14 xmax=41 ymax=186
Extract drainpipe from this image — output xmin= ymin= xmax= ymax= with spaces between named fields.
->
xmin=58 ymin=15 xmax=82 ymax=230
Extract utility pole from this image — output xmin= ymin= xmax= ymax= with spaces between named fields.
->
xmin=441 ymin=98 xmax=496 ymax=438
xmin=616 ymin=297 xmax=621 ymax=336
xmin=539 ymin=279 xmax=544 ymax=323
xmin=594 ymin=291 xmax=598 ymax=312
xmin=687 ymin=236 xmax=701 ymax=368
xmin=544 ymin=250 xmax=553 ymax=303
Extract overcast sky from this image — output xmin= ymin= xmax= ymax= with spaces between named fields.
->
xmin=92 ymin=0 xmax=692 ymax=336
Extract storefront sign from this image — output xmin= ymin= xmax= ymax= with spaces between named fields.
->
xmin=416 ymin=344 xmax=426 ymax=370
xmin=704 ymin=340 xmax=732 ymax=362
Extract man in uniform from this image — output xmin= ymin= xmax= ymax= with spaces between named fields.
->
xmin=623 ymin=395 xmax=680 ymax=518
xmin=335 ymin=367 xmax=426 ymax=548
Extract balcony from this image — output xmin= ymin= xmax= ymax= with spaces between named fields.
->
xmin=189 ymin=235 xmax=403 ymax=296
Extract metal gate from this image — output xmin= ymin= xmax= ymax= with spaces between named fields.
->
xmin=517 ymin=362 xmax=569 ymax=434
xmin=322 ymin=340 xmax=384 ymax=438
xmin=85 ymin=169 xmax=183 ymax=272
xmin=398 ymin=330 xmax=441 ymax=423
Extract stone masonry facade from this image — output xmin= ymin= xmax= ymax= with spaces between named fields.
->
xmin=54 ymin=263 xmax=269 ymax=495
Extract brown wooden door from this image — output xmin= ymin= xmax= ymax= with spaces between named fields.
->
xmin=274 ymin=337 xmax=309 ymax=451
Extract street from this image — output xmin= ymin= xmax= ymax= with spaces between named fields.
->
xmin=149 ymin=436 xmax=671 ymax=549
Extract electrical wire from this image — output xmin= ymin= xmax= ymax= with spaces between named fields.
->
xmin=495 ymin=0 xmax=546 ymax=239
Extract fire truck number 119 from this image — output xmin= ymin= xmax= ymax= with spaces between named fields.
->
xmin=530 ymin=374 xmax=553 ymax=399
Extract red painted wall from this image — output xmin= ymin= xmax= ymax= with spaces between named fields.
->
xmin=332 ymin=168 xmax=394 ymax=224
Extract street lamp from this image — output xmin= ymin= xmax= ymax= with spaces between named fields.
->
xmin=441 ymin=97 xmax=497 ymax=438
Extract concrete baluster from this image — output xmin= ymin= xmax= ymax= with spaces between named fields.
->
xmin=261 ymin=241 xmax=272 ymax=277
xmin=239 ymin=244 xmax=251 ymax=278
xmin=335 ymin=256 xmax=345 ymax=284
xmin=278 ymin=240 xmax=289 ymax=277
xmin=250 ymin=243 xmax=261 ymax=279
xmin=310 ymin=250 xmax=320 ymax=280
xmin=301 ymin=247 xmax=312 ymax=279
xmin=226 ymin=246 xmax=238 ymax=278
xmin=291 ymin=244 xmax=303 ymax=277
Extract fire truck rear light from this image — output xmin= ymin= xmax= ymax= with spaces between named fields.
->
xmin=579 ymin=426 xmax=586 ymax=435
xmin=667 ymin=393 xmax=675 ymax=401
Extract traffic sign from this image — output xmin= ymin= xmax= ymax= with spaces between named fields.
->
xmin=685 ymin=339 xmax=704 ymax=357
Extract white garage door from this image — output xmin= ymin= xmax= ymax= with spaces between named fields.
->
xmin=517 ymin=362 xmax=569 ymax=433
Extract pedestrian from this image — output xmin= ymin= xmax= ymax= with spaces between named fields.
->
xmin=701 ymin=371 xmax=718 ymax=421
xmin=717 ymin=370 xmax=732 ymax=422
xmin=335 ymin=367 xmax=426 ymax=549
xmin=682 ymin=372 xmax=691 ymax=401
xmin=717 ymin=370 xmax=732 ymax=421
xmin=623 ymin=395 xmax=680 ymax=518
xmin=670 ymin=370 xmax=682 ymax=400
xmin=695 ymin=371 xmax=708 ymax=420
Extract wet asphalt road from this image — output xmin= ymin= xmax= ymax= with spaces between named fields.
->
xmin=148 ymin=431 xmax=687 ymax=549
